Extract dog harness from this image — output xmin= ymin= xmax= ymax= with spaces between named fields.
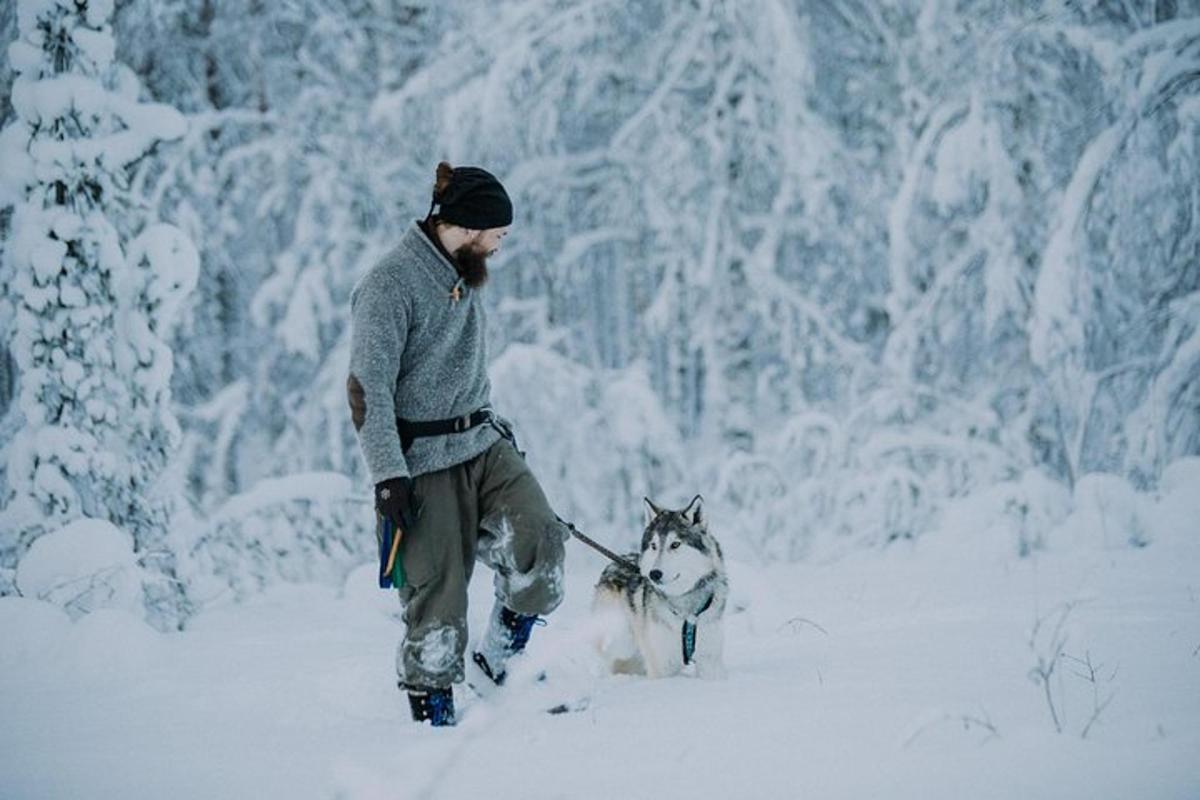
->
xmin=546 ymin=516 xmax=719 ymax=666
xmin=682 ymin=593 xmax=716 ymax=665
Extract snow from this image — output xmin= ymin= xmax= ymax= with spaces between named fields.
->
xmin=28 ymin=237 xmax=65 ymax=284
xmin=84 ymin=0 xmax=116 ymax=30
xmin=14 ymin=517 xmax=142 ymax=617
xmin=929 ymin=100 xmax=982 ymax=212
xmin=208 ymin=471 xmax=360 ymax=524
xmin=0 ymin=121 xmax=35 ymax=206
xmin=2 ymin=1 xmax=1199 ymax=796
xmin=407 ymin=625 xmax=461 ymax=679
xmin=71 ymin=27 xmax=115 ymax=71
xmin=14 ymin=1 xmax=60 ymax=38
xmin=2 ymin=491 xmax=1197 ymax=800
xmin=5 ymin=39 xmax=43 ymax=75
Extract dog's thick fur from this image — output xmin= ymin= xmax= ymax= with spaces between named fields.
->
xmin=591 ymin=495 xmax=728 ymax=679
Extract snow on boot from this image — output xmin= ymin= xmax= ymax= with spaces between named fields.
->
xmin=471 ymin=602 xmax=544 ymax=686
xmin=405 ymin=684 xmax=456 ymax=726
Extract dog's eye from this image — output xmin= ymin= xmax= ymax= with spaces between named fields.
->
xmin=649 ymin=542 xmax=657 ymax=550
xmin=670 ymin=541 xmax=681 ymax=550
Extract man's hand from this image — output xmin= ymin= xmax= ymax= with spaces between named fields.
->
xmin=375 ymin=476 xmax=418 ymax=532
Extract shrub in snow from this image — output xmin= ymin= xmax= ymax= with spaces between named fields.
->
xmin=834 ymin=464 xmax=928 ymax=547
xmin=940 ymin=468 xmax=1072 ymax=557
xmin=714 ymin=393 xmax=1026 ymax=561
xmin=187 ymin=472 xmax=372 ymax=602
xmin=15 ymin=517 xmax=143 ymax=619
xmin=1151 ymin=457 xmax=1200 ymax=546
xmin=365 ymin=2 xmax=1198 ymax=561
xmin=0 ymin=0 xmax=196 ymax=630
xmin=1067 ymin=474 xmax=1153 ymax=549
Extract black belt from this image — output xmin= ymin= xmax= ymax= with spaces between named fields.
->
xmin=397 ymin=408 xmax=497 ymax=453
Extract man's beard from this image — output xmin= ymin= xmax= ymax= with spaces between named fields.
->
xmin=452 ymin=244 xmax=490 ymax=288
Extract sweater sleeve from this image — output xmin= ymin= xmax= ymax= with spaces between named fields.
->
xmin=347 ymin=269 xmax=410 ymax=484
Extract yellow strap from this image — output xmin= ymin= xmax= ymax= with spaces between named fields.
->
xmin=383 ymin=523 xmax=404 ymax=576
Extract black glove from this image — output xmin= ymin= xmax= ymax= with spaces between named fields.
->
xmin=375 ymin=476 xmax=418 ymax=532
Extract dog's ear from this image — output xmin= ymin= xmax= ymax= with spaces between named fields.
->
xmin=643 ymin=497 xmax=664 ymax=526
xmin=683 ymin=494 xmax=704 ymax=525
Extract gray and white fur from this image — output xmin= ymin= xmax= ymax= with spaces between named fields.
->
xmin=591 ymin=495 xmax=729 ymax=679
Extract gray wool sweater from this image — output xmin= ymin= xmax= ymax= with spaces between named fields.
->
xmin=347 ymin=220 xmax=503 ymax=484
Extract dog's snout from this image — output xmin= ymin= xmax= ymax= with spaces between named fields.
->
xmin=649 ymin=569 xmax=663 ymax=582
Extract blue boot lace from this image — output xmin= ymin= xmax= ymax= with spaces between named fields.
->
xmin=426 ymin=687 xmax=455 ymax=727
xmin=407 ymin=685 xmax=456 ymax=727
xmin=500 ymin=606 xmax=545 ymax=653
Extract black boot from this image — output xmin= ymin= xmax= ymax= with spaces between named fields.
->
xmin=404 ymin=684 xmax=456 ymax=726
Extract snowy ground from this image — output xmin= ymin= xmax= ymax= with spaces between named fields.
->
xmin=3 ymin=506 xmax=1199 ymax=800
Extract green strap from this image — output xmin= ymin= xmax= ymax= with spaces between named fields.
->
xmin=392 ymin=547 xmax=407 ymax=588
xmin=382 ymin=517 xmax=407 ymax=589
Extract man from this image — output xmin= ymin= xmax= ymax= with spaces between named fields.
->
xmin=346 ymin=162 xmax=567 ymax=726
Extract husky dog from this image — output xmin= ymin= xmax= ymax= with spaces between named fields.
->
xmin=592 ymin=495 xmax=728 ymax=679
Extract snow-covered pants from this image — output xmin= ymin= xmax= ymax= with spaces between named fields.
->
xmin=382 ymin=437 xmax=568 ymax=689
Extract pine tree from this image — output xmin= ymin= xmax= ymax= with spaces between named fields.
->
xmin=0 ymin=0 xmax=197 ymax=628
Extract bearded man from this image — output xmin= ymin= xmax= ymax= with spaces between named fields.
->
xmin=346 ymin=162 xmax=568 ymax=726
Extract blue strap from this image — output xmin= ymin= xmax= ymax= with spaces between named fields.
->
xmin=378 ymin=517 xmax=394 ymax=589
xmin=682 ymin=621 xmax=698 ymax=665
xmin=681 ymin=593 xmax=715 ymax=665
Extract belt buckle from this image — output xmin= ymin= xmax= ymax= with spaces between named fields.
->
xmin=454 ymin=414 xmax=470 ymax=432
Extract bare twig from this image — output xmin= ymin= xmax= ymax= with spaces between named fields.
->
xmin=1028 ymin=602 xmax=1075 ymax=733
xmin=1080 ymin=693 xmax=1116 ymax=739
xmin=780 ymin=616 xmax=830 ymax=636
xmin=1063 ymin=650 xmax=1117 ymax=739
xmin=902 ymin=708 xmax=1000 ymax=748
xmin=960 ymin=710 xmax=1001 ymax=745
xmin=42 ymin=565 xmax=127 ymax=619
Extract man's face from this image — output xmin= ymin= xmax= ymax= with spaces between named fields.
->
xmin=452 ymin=225 xmax=509 ymax=289
xmin=467 ymin=225 xmax=509 ymax=258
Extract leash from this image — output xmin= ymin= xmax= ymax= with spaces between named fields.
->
xmin=559 ymin=514 xmax=716 ymax=665
xmin=558 ymin=514 xmax=718 ymax=667
xmin=555 ymin=515 xmax=640 ymax=573
xmin=395 ymin=409 xmax=640 ymax=576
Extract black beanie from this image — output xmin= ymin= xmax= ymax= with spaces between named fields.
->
xmin=433 ymin=164 xmax=513 ymax=229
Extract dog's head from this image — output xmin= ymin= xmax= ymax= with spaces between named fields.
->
xmin=639 ymin=495 xmax=724 ymax=597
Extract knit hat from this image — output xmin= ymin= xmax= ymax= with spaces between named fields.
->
xmin=429 ymin=161 xmax=513 ymax=229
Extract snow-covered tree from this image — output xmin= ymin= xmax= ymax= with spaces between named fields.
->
xmin=7 ymin=0 xmax=1186 ymax=592
xmin=0 ymin=0 xmax=197 ymax=628
xmin=211 ymin=0 xmax=1193 ymax=564
xmin=116 ymin=0 xmax=454 ymax=515
xmin=1030 ymin=16 xmax=1200 ymax=489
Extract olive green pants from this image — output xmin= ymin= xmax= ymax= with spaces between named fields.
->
xmin=378 ymin=437 xmax=568 ymax=689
